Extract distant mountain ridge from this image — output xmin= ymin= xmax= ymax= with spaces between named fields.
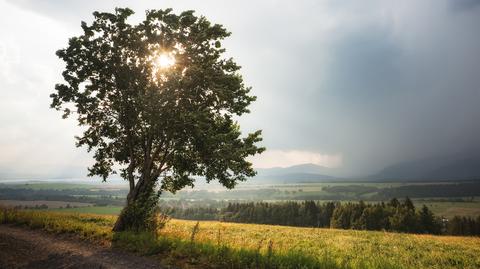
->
xmin=253 ymin=153 xmax=480 ymax=183
xmin=371 ymin=154 xmax=480 ymax=181
xmin=4 ymin=154 xmax=480 ymax=183
xmin=254 ymin=163 xmax=340 ymax=183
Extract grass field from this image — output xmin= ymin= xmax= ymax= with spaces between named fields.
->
xmin=1 ymin=182 xmax=98 ymax=190
xmin=0 ymin=200 xmax=93 ymax=209
xmin=50 ymin=206 xmax=123 ymax=215
xmin=417 ymin=201 xmax=480 ymax=219
xmin=1 ymin=208 xmax=479 ymax=269
xmin=0 ymin=181 xmax=128 ymax=191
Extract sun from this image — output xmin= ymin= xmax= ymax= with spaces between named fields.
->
xmin=155 ymin=53 xmax=176 ymax=69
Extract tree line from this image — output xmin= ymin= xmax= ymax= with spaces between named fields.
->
xmin=163 ymin=198 xmax=480 ymax=236
xmin=374 ymin=182 xmax=480 ymax=199
xmin=0 ymin=187 xmax=125 ymax=206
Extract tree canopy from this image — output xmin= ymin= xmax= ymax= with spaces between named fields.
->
xmin=50 ymin=8 xmax=264 ymax=231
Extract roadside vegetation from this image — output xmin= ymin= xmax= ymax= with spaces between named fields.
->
xmin=1 ymin=207 xmax=480 ymax=269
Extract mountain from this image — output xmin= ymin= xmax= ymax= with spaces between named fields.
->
xmin=371 ymin=154 xmax=480 ymax=181
xmin=254 ymin=163 xmax=339 ymax=183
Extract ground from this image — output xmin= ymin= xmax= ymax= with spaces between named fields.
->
xmin=0 ymin=225 xmax=164 ymax=269
xmin=2 ymin=210 xmax=480 ymax=268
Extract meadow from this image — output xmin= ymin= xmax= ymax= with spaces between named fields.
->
xmin=0 ymin=200 xmax=92 ymax=209
xmin=50 ymin=205 xmax=123 ymax=215
xmin=1 ymin=208 xmax=479 ymax=269
xmin=419 ymin=200 xmax=480 ymax=219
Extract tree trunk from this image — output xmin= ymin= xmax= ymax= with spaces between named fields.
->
xmin=112 ymin=202 xmax=130 ymax=232
xmin=112 ymin=177 xmax=157 ymax=232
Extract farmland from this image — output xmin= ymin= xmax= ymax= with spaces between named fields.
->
xmin=1 ymin=181 xmax=480 ymax=219
xmin=39 ymin=200 xmax=480 ymax=224
xmin=1 ymin=209 xmax=479 ymax=269
xmin=0 ymin=200 xmax=92 ymax=209
xmin=51 ymin=206 xmax=123 ymax=215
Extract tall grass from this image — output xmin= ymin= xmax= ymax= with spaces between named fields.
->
xmin=1 ymin=207 xmax=479 ymax=269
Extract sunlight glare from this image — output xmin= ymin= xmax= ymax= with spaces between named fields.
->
xmin=155 ymin=53 xmax=176 ymax=69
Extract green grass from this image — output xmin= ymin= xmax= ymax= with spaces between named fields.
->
xmin=2 ymin=182 xmax=97 ymax=190
xmin=0 ymin=182 xmax=128 ymax=191
xmin=1 ymin=208 xmax=479 ymax=269
xmin=415 ymin=201 xmax=480 ymax=219
xmin=50 ymin=206 xmax=123 ymax=215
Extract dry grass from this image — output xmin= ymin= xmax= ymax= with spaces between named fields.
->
xmin=1 ymin=208 xmax=479 ymax=269
xmin=162 ymin=219 xmax=480 ymax=269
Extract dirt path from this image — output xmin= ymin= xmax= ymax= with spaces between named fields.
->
xmin=0 ymin=225 xmax=166 ymax=269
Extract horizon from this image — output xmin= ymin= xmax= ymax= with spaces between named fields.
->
xmin=0 ymin=2 xmax=479 ymax=267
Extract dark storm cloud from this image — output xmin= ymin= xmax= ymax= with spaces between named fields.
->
xmin=233 ymin=0 xmax=480 ymax=175
xmin=448 ymin=0 xmax=480 ymax=12
xmin=1 ymin=0 xmax=480 ymax=178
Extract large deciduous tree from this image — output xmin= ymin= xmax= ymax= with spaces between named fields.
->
xmin=50 ymin=8 xmax=264 ymax=232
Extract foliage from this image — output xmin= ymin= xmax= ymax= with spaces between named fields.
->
xmin=447 ymin=215 xmax=480 ymax=236
xmin=50 ymin=8 xmax=264 ymax=231
xmin=374 ymin=182 xmax=480 ymax=199
xmin=165 ymin=199 xmax=448 ymax=235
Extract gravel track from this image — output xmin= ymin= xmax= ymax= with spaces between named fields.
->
xmin=0 ymin=225 xmax=166 ymax=269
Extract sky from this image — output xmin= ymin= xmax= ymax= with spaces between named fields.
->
xmin=1 ymin=0 xmax=480 ymax=179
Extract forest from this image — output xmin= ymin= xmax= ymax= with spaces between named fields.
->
xmin=163 ymin=198 xmax=480 ymax=236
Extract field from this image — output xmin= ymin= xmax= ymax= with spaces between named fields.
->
xmin=2 ymin=181 xmax=480 ymax=222
xmin=0 ymin=200 xmax=92 ymax=209
xmin=2 ymin=182 xmax=95 ymax=190
xmin=1 ymin=209 xmax=479 ymax=269
xmin=419 ymin=201 xmax=480 ymax=219
xmin=1 ymin=182 xmax=127 ymax=190
xmin=50 ymin=206 xmax=123 ymax=215
xmin=164 ymin=220 xmax=480 ymax=268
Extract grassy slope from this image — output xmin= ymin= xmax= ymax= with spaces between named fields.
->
xmin=1 ymin=209 xmax=479 ymax=269
xmin=165 ymin=219 xmax=480 ymax=269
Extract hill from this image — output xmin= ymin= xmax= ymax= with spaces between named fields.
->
xmin=254 ymin=163 xmax=340 ymax=183
xmin=372 ymin=154 xmax=480 ymax=181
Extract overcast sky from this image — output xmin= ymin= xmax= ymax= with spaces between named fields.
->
xmin=1 ymin=0 xmax=480 ymax=179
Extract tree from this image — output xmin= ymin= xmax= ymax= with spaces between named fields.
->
xmin=388 ymin=198 xmax=400 ymax=208
xmin=358 ymin=205 xmax=386 ymax=231
xmin=303 ymin=201 xmax=318 ymax=227
xmin=447 ymin=216 xmax=464 ymax=235
xmin=389 ymin=206 xmax=417 ymax=233
xmin=403 ymin=197 xmax=415 ymax=211
xmin=330 ymin=204 xmax=352 ymax=229
xmin=418 ymin=205 xmax=439 ymax=234
xmin=50 ymin=8 xmax=264 ymax=232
